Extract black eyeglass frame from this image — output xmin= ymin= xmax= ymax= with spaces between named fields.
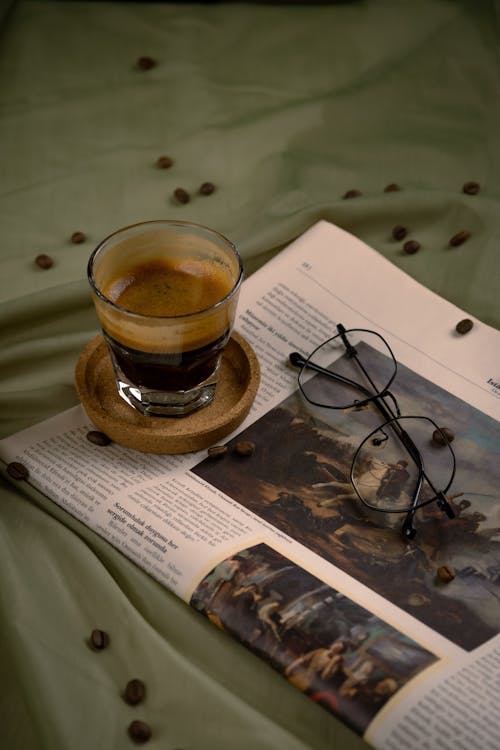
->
xmin=289 ymin=324 xmax=456 ymax=539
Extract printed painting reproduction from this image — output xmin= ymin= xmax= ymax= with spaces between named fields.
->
xmin=194 ymin=339 xmax=500 ymax=652
xmin=190 ymin=543 xmax=437 ymax=735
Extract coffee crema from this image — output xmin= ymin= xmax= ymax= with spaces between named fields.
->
xmin=104 ymin=258 xmax=233 ymax=317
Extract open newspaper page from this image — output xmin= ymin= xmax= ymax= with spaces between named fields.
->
xmin=1 ymin=220 xmax=499 ymax=749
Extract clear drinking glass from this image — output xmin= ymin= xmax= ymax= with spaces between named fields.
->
xmin=88 ymin=220 xmax=243 ymax=417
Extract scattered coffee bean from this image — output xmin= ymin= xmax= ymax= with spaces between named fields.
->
xmin=455 ymin=318 xmax=473 ymax=335
xmin=437 ymin=565 xmax=455 ymax=583
xmin=124 ymin=678 xmax=147 ymax=706
xmin=173 ymin=187 xmax=190 ymax=204
xmin=6 ymin=461 xmax=30 ymax=480
xmin=199 ymin=181 xmax=216 ymax=195
xmin=207 ymin=445 xmax=228 ymax=459
xmin=156 ymin=155 xmax=174 ymax=169
xmin=342 ymin=189 xmax=362 ymax=199
xmin=128 ymin=720 xmax=152 ymax=744
xmin=403 ymin=239 xmax=421 ymax=255
xmin=384 ymin=183 xmax=401 ymax=192
xmin=449 ymin=230 xmax=471 ymax=247
xmin=71 ymin=231 xmax=86 ymax=244
xmin=234 ymin=440 xmax=255 ymax=457
xmin=136 ymin=56 xmax=156 ymax=71
xmin=35 ymin=254 xmax=54 ymax=269
xmin=392 ymin=225 xmax=408 ymax=241
xmin=86 ymin=430 xmax=112 ymax=447
xmin=90 ymin=628 xmax=110 ymax=650
xmin=462 ymin=181 xmax=480 ymax=195
xmin=432 ymin=427 xmax=454 ymax=446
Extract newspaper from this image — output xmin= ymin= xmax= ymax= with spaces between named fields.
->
xmin=1 ymin=220 xmax=499 ymax=749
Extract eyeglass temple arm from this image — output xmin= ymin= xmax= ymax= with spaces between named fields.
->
xmin=402 ymin=490 xmax=455 ymax=539
xmin=289 ymin=352 xmax=375 ymax=401
xmin=337 ymin=323 xmax=387 ymax=399
xmin=367 ymin=396 xmax=430 ymax=531
xmin=392 ymin=415 xmax=456 ymax=539
xmin=377 ymin=411 xmax=456 ymax=505
xmin=346 ymin=385 xmax=456 ymax=537
xmin=401 ymin=473 xmax=424 ymax=539
xmin=337 ymin=328 xmax=454 ymax=514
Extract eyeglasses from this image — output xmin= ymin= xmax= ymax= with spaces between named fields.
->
xmin=289 ymin=323 xmax=457 ymax=539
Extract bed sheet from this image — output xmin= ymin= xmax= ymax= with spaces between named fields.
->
xmin=1 ymin=2 xmax=499 ymax=748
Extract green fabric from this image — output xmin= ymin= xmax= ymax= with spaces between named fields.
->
xmin=1 ymin=1 xmax=499 ymax=748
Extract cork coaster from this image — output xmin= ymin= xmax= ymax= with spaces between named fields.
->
xmin=75 ymin=332 xmax=260 ymax=454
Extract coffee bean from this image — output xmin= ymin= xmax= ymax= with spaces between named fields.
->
xmin=136 ymin=56 xmax=156 ymax=71
xmin=462 ymin=181 xmax=480 ymax=195
xmin=35 ymin=254 xmax=54 ymax=269
xmin=128 ymin=720 xmax=152 ymax=744
xmin=456 ymin=319 xmax=473 ymax=335
xmin=124 ymin=678 xmax=146 ymax=706
xmin=432 ymin=427 xmax=454 ymax=446
xmin=90 ymin=629 xmax=110 ymax=650
xmin=6 ymin=461 xmax=30 ymax=480
xmin=156 ymin=155 xmax=174 ymax=169
xmin=449 ymin=230 xmax=471 ymax=247
xmin=207 ymin=445 xmax=228 ymax=459
xmin=342 ymin=189 xmax=362 ymax=199
xmin=437 ymin=565 xmax=455 ymax=583
xmin=384 ymin=183 xmax=401 ymax=192
xmin=86 ymin=430 xmax=112 ymax=447
xmin=71 ymin=231 xmax=86 ymax=244
xmin=199 ymin=181 xmax=216 ymax=195
xmin=403 ymin=239 xmax=420 ymax=255
xmin=234 ymin=440 xmax=255 ymax=457
xmin=392 ymin=225 xmax=408 ymax=241
xmin=173 ymin=187 xmax=190 ymax=204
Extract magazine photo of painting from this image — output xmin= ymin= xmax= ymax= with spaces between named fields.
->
xmin=190 ymin=543 xmax=437 ymax=735
xmin=193 ymin=336 xmax=500 ymax=652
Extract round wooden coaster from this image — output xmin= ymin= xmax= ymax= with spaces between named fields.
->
xmin=75 ymin=332 xmax=260 ymax=454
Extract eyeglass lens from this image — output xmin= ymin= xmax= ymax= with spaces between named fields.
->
xmin=297 ymin=328 xmax=397 ymax=410
xmin=351 ymin=416 xmax=456 ymax=513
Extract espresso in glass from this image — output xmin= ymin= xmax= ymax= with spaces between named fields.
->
xmin=88 ymin=221 xmax=243 ymax=416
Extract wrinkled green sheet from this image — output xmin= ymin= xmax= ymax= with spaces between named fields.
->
xmin=1 ymin=1 xmax=499 ymax=748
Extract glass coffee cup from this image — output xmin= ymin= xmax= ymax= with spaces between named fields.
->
xmin=88 ymin=220 xmax=243 ymax=417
